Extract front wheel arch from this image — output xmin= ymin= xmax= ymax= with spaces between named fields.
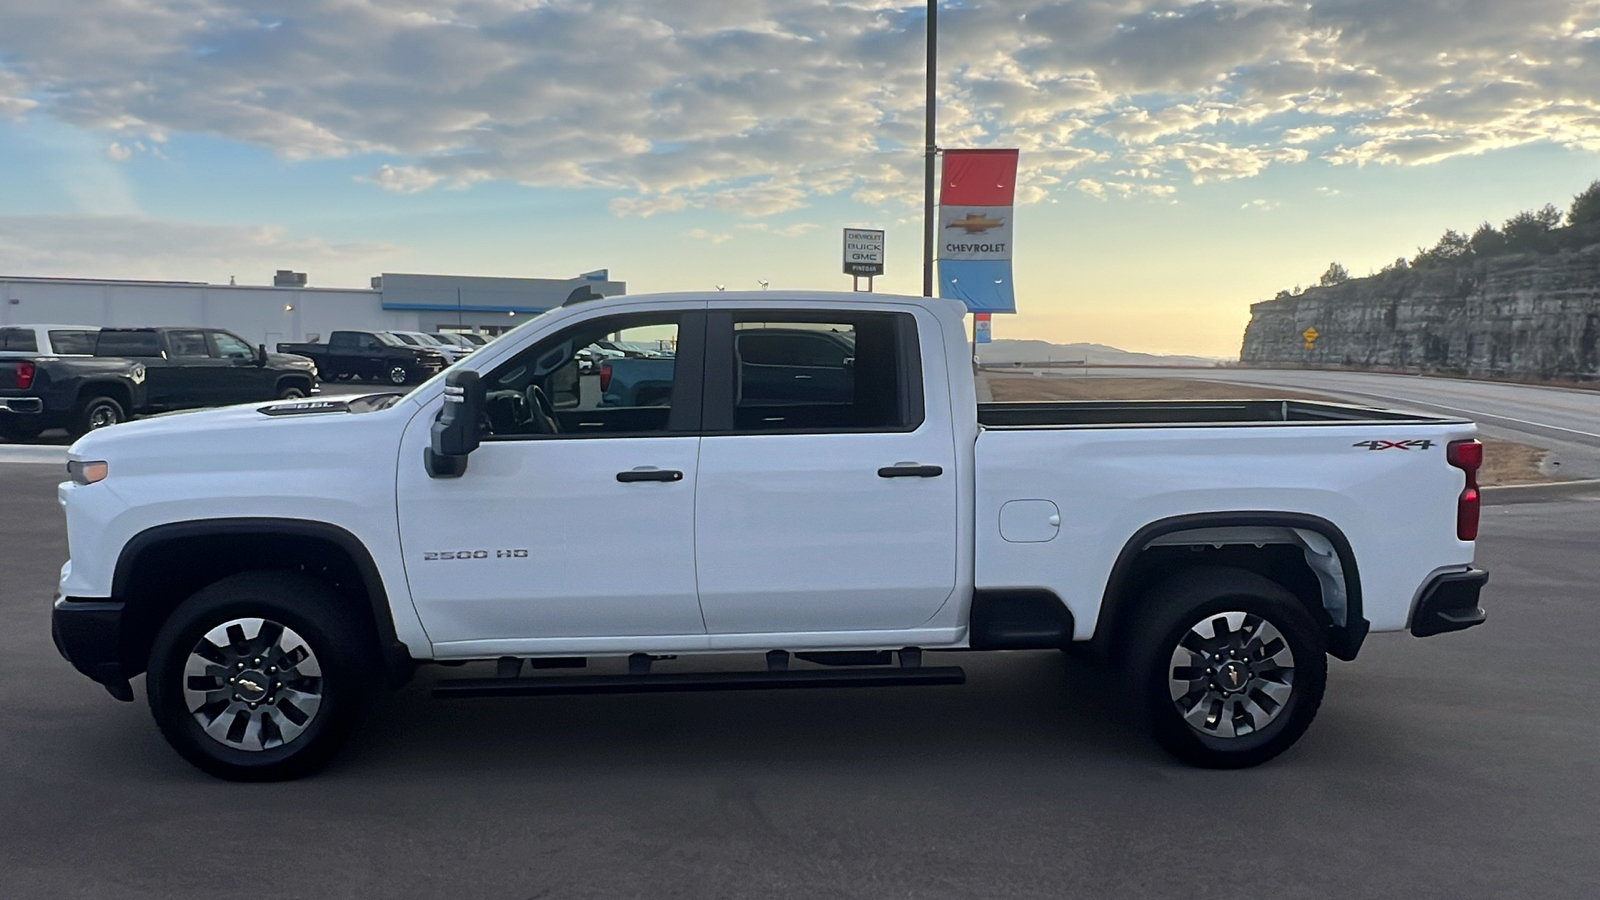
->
xmin=112 ymin=520 xmax=414 ymax=689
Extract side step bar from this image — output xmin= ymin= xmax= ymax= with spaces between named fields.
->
xmin=433 ymin=665 xmax=966 ymax=699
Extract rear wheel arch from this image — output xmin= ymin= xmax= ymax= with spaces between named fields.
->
xmin=112 ymin=519 xmax=414 ymax=687
xmin=1093 ymin=512 xmax=1367 ymax=663
xmin=75 ymin=380 xmax=133 ymax=414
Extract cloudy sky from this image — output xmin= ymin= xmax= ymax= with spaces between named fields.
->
xmin=3 ymin=0 xmax=1600 ymax=356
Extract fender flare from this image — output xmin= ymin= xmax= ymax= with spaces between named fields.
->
xmin=1095 ymin=511 xmax=1369 ymax=661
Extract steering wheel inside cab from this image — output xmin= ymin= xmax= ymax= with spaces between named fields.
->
xmin=483 ymin=363 xmax=562 ymax=436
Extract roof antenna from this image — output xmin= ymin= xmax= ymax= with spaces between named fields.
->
xmin=562 ymin=285 xmax=604 ymax=306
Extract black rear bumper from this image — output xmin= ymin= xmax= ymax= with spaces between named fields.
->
xmin=52 ymin=596 xmax=134 ymax=701
xmin=1410 ymin=568 xmax=1489 ymax=638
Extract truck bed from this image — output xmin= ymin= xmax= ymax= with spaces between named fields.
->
xmin=977 ymin=399 xmax=1459 ymax=428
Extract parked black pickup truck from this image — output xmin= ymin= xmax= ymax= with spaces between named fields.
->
xmin=0 ymin=327 xmax=319 ymax=441
xmin=277 ymin=330 xmax=448 ymax=385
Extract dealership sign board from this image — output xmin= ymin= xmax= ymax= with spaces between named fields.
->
xmin=937 ymin=149 xmax=1018 ymax=314
xmin=843 ymin=228 xmax=885 ymax=276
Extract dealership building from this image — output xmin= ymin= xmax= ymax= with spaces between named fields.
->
xmin=0 ymin=269 xmax=626 ymax=347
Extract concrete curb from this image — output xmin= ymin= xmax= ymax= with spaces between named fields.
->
xmin=1483 ymin=478 xmax=1600 ymax=505
xmin=0 ymin=446 xmax=68 ymax=466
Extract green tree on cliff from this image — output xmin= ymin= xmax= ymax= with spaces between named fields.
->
xmin=1318 ymin=262 xmax=1351 ymax=286
xmin=1469 ymin=222 xmax=1506 ymax=256
xmin=1501 ymin=204 xmax=1562 ymax=252
xmin=1412 ymin=228 xmax=1471 ymax=267
xmin=1571 ymin=180 xmax=1600 ymax=227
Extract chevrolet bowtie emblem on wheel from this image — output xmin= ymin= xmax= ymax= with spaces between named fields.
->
xmin=237 ymin=678 xmax=263 ymax=693
xmin=944 ymin=213 xmax=1006 ymax=234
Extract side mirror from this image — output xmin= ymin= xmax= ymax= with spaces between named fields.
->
xmin=426 ymin=370 xmax=484 ymax=479
xmin=255 ymin=344 xmax=268 ymax=367
xmin=549 ymin=358 xmax=581 ymax=409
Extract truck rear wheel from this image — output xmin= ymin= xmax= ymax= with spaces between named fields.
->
xmin=146 ymin=571 xmax=377 ymax=781
xmin=1125 ymin=567 xmax=1326 ymax=769
xmin=69 ymin=395 xmax=126 ymax=438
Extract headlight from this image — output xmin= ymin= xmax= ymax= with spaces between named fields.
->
xmin=67 ymin=460 xmax=109 ymax=485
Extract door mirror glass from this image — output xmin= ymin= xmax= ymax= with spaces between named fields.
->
xmin=427 ymin=370 xmax=484 ymax=478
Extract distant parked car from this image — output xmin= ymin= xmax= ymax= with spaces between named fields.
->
xmin=0 ymin=326 xmax=318 ymax=440
xmin=277 ymin=331 xmax=447 ymax=385
xmin=385 ymin=331 xmax=473 ymax=364
xmin=0 ymin=324 xmax=100 ymax=357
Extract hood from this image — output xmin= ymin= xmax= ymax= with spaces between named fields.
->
xmin=69 ymin=392 xmax=414 ymax=460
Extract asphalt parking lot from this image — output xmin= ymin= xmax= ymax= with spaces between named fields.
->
xmin=1 ymin=462 xmax=1596 ymax=899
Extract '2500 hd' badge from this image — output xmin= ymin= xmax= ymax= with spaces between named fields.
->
xmin=1352 ymin=439 xmax=1435 ymax=451
xmin=423 ymin=549 xmax=529 ymax=560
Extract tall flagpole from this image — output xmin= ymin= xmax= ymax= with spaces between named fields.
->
xmin=922 ymin=0 xmax=937 ymax=297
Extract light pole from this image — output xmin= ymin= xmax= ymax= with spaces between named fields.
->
xmin=922 ymin=0 xmax=938 ymax=298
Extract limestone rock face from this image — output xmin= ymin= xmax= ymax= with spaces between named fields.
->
xmin=1241 ymin=242 xmax=1600 ymax=379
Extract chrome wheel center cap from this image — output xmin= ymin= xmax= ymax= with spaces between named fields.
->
xmin=235 ymin=670 xmax=271 ymax=703
xmin=1217 ymin=661 xmax=1251 ymax=693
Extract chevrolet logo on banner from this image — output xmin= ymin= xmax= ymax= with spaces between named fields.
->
xmin=937 ymin=148 xmax=1018 ymax=313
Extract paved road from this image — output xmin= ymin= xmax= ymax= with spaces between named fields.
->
xmin=1002 ymin=368 xmax=1600 ymax=478
xmin=2 ymin=463 xmax=1596 ymax=898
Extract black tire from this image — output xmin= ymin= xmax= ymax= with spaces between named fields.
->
xmin=146 ymin=571 xmax=378 ymax=781
xmin=386 ymin=362 xmax=410 ymax=385
xmin=277 ymin=381 xmax=309 ymax=400
xmin=1124 ymin=566 xmax=1327 ymax=769
xmin=68 ymin=395 xmax=126 ymax=438
xmin=0 ymin=417 xmax=44 ymax=442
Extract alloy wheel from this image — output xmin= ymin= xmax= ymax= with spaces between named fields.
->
xmin=1166 ymin=610 xmax=1295 ymax=739
xmin=182 ymin=617 xmax=324 ymax=751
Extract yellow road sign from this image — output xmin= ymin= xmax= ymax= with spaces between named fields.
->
xmin=1302 ymin=326 xmax=1319 ymax=343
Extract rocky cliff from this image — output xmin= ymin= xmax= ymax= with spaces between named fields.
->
xmin=1241 ymin=235 xmax=1600 ymax=379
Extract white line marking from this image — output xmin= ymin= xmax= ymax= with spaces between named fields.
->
xmin=0 ymin=446 xmax=68 ymax=465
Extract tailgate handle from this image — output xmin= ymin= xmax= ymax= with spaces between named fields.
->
xmin=617 ymin=468 xmax=684 ymax=483
xmin=878 ymin=464 xmax=943 ymax=478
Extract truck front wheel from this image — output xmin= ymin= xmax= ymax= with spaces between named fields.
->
xmin=386 ymin=362 xmax=410 ymax=385
xmin=146 ymin=571 xmax=376 ymax=781
xmin=1126 ymin=567 xmax=1326 ymax=769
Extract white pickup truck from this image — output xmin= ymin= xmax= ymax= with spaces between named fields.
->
xmin=51 ymin=292 xmax=1489 ymax=780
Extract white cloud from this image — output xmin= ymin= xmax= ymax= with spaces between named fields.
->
xmin=363 ymin=164 xmax=445 ymax=194
xmin=0 ymin=0 xmax=1596 ymax=212
xmin=1282 ymin=125 xmax=1335 ymax=144
xmin=0 ymin=215 xmax=400 ymax=281
xmin=106 ymin=142 xmax=132 ymax=161
xmin=683 ymin=228 xmax=732 ymax=244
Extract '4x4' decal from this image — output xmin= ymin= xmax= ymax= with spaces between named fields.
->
xmin=1352 ymin=439 xmax=1435 ymax=451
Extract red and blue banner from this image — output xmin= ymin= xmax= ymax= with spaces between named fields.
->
xmin=938 ymin=148 xmax=1018 ymax=314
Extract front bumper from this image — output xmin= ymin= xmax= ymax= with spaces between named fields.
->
xmin=1410 ymin=568 xmax=1489 ymax=638
xmin=51 ymin=595 xmax=134 ymax=701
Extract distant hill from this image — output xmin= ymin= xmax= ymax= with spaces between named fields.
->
xmin=977 ymin=339 xmax=1225 ymax=367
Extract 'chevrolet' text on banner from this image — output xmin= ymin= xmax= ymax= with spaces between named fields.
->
xmin=938 ymin=148 xmax=1018 ymax=314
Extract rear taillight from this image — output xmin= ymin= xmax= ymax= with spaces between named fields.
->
xmin=14 ymin=361 xmax=35 ymax=390
xmin=599 ymin=362 xmax=612 ymax=392
xmin=1447 ymin=439 xmax=1482 ymax=541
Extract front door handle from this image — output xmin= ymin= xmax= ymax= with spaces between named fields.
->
xmin=617 ymin=468 xmax=684 ymax=483
xmin=878 ymin=464 xmax=943 ymax=478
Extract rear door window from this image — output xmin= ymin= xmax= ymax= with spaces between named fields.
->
xmin=706 ymin=312 xmax=923 ymax=433
xmin=167 ymin=330 xmax=211 ymax=358
xmin=95 ymin=331 xmax=163 ymax=357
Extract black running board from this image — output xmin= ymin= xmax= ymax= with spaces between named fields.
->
xmin=432 ymin=666 xmax=966 ymax=699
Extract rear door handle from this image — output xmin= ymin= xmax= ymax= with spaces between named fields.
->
xmin=617 ymin=468 xmax=684 ymax=483
xmin=878 ymin=464 xmax=943 ymax=478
